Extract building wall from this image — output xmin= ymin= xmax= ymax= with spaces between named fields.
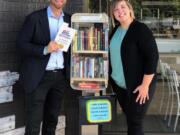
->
xmin=2 ymin=0 xmax=175 ymax=133
xmin=0 ymin=0 xmax=48 ymax=71
xmin=0 ymin=0 xmax=49 ymax=125
xmin=0 ymin=0 xmax=82 ymax=135
xmin=65 ymin=0 xmax=83 ymax=14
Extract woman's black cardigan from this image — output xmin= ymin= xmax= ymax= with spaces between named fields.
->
xmin=109 ymin=20 xmax=159 ymax=92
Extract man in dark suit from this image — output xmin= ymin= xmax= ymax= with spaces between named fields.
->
xmin=17 ymin=0 xmax=70 ymax=135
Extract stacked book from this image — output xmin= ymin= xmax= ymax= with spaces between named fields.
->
xmin=73 ymin=25 xmax=108 ymax=51
xmin=0 ymin=71 xmax=19 ymax=104
xmin=71 ymin=56 xmax=108 ymax=79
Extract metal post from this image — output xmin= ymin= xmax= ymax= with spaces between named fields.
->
xmin=107 ymin=0 xmax=109 ymax=15
xmin=157 ymin=8 xmax=160 ymax=19
xmin=140 ymin=8 xmax=143 ymax=20
xmin=157 ymin=8 xmax=160 ymax=37
xmin=99 ymin=0 xmax=102 ymax=13
xmin=80 ymin=91 xmax=99 ymax=135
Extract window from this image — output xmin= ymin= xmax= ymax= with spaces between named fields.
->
xmin=140 ymin=0 xmax=180 ymax=39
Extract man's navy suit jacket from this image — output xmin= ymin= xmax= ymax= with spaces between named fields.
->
xmin=17 ymin=8 xmax=71 ymax=93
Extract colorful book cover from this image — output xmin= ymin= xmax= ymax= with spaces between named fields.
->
xmin=55 ymin=22 xmax=76 ymax=52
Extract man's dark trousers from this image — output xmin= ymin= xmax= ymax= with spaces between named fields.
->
xmin=24 ymin=70 xmax=67 ymax=135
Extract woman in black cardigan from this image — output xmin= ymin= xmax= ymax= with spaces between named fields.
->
xmin=109 ymin=0 xmax=159 ymax=135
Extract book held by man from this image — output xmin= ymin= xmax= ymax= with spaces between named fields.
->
xmin=55 ymin=22 xmax=76 ymax=52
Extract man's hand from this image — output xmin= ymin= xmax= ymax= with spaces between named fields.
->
xmin=47 ymin=41 xmax=60 ymax=53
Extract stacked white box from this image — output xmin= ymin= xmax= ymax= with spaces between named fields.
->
xmin=0 ymin=115 xmax=15 ymax=133
xmin=0 ymin=115 xmax=66 ymax=135
xmin=39 ymin=115 xmax=66 ymax=135
xmin=0 ymin=127 xmax=25 ymax=135
xmin=56 ymin=115 xmax=65 ymax=135
xmin=0 ymin=71 xmax=19 ymax=104
xmin=0 ymin=86 xmax=13 ymax=103
xmin=56 ymin=115 xmax=66 ymax=130
xmin=2 ymin=127 xmax=65 ymax=135
xmin=0 ymin=71 xmax=19 ymax=134
xmin=0 ymin=71 xmax=19 ymax=87
xmin=55 ymin=128 xmax=65 ymax=135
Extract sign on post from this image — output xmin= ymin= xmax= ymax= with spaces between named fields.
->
xmin=79 ymin=95 xmax=116 ymax=125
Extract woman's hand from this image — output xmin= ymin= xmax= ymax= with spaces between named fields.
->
xmin=133 ymin=74 xmax=154 ymax=105
xmin=133 ymin=84 xmax=149 ymax=105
